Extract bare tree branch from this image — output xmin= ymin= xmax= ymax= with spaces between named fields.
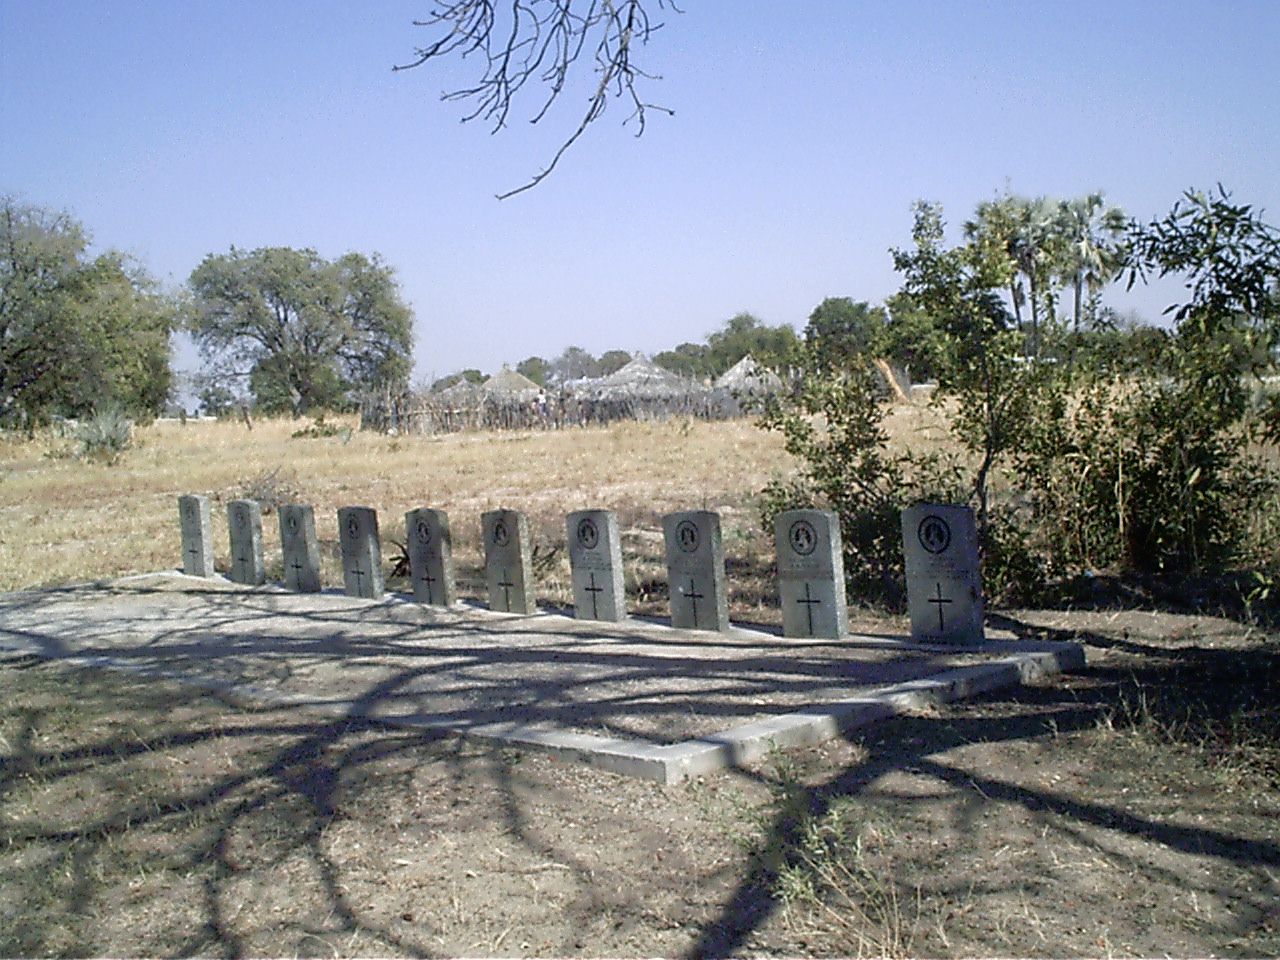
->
xmin=395 ymin=0 xmax=678 ymax=198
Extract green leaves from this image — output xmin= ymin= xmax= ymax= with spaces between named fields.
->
xmin=0 ymin=198 xmax=174 ymax=426
xmin=188 ymin=246 xmax=414 ymax=416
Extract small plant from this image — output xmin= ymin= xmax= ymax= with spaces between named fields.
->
xmin=386 ymin=538 xmax=411 ymax=578
xmin=235 ymin=467 xmax=302 ymax=515
xmin=75 ymin=407 xmax=133 ymax=463
xmin=772 ymin=802 xmax=923 ymax=958
xmin=291 ymin=413 xmax=342 ymax=439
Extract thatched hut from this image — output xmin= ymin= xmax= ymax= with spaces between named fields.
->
xmin=714 ymin=354 xmax=783 ymax=396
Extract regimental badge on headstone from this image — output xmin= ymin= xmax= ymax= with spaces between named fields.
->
xmin=481 ymin=508 xmax=535 ymax=614
xmin=178 ymin=494 xmax=215 ymax=577
xmin=774 ymin=509 xmax=848 ymax=639
xmin=226 ymin=499 xmax=266 ymax=586
xmin=279 ymin=503 xmax=321 ymax=593
xmin=566 ymin=509 xmax=626 ymax=622
xmin=337 ymin=506 xmax=384 ymax=599
xmin=662 ymin=510 xmax=729 ymax=632
xmin=405 ymin=507 xmax=456 ymax=607
xmin=901 ymin=503 xmax=985 ymax=644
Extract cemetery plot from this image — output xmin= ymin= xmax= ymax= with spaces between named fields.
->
xmin=0 ymin=574 xmax=1082 ymax=781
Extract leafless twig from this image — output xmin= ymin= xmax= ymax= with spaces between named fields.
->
xmin=395 ymin=1 xmax=678 ymax=198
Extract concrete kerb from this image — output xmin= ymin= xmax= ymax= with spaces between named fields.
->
xmin=5 ymin=571 xmax=1086 ymax=785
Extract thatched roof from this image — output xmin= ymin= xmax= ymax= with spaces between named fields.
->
xmin=482 ymin=366 xmax=541 ymax=397
xmin=437 ymin=378 xmax=482 ymax=400
xmin=714 ymin=354 xmax=782 ymax=395
xmin=592 ymin=356 xmax=704 ymax=399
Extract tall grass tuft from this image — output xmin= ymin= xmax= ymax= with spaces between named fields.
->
xmin=76 ymin=408 xmax=133 ymax=463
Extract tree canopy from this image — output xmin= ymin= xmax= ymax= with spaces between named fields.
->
xmin=0 ymin=197 xmax=174 ymax=426
xmin=803 ymin=297 xmax=887 ymax=370
xmin=188 ymin=246 xmax=413 ymax=415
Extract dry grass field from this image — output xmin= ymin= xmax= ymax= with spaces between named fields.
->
xmin=2 ymin=413 xmax=1278 ymax=957
xmin=0 ymin=415 xmax=806 ymax=601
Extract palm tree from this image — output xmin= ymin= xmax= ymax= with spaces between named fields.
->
xmin=1057 ymin=193 xmax=1127 ymax=335
xmin=965 ymin=194 xmax=1060 ymax=357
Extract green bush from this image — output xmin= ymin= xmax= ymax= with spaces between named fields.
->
xmin=75 ymin=408 xmax=133 ymax=463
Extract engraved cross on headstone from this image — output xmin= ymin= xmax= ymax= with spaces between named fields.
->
xmin=338 ymin=506 xmax=383 ymax=599
xmin=680 ymin=578 xmax=704 ymax=623
xmin=796 ymin=582 xmax=822 ymax=636
xmin=418 ymin=570 xmax=438 ymax=604
xmin=583 ymin=572 xmax=604 ymax=619
xmin=928 ymin=581 xmax=952 ymax=631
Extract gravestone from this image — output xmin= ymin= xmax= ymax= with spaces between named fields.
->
xmin=338 ymin=506 xmax=384 ymax=599
xmin=177 ymin=494 xmax=215 ymax=577
xmin=662 ymin=510 xmax=729 ymax=631
xmin=901 ymin=503 xmax=985 ymax=644
xmin=567 ymin=510 xmax=626 ymax=622
xmin=481 ymin=509 xmax=535 ymax=614
xmin=775 ymin=509 xmax=848 ymax=639
xmin=404 ymin=507 xmax=456 ymax=607
xmin=279 ymin=503 xmax=321 ymax=593
xmin=226 ymin=499 xmax=266 ymax=586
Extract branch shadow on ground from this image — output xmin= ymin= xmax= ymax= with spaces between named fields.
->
xmin=685 ymin=614 xmax=1280 ymax=958
xmin=1 ymin=587 xmax=1277 ymax=957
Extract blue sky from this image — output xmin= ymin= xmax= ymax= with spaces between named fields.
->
xmin=3 ymin=1 xmax=1278 ymax=386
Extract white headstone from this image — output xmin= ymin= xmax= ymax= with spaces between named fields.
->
xmin=901 ymin=503 xmax=984 ymax=644
xmin=775 ymin=509 xmax=848 ymax=639
xmin=405 ymin=507 xmax=456 ymax=607
xmin=338 ymin=506 xmax=384 ymax=599
xmin=279 ymin=504 xmax=321 ymax=593
xmin=178 ymin=494 xmax=215 ymax=577
xmin=567 ymin=510 xmax=626 ymax=622
xmin=227 ymin=499 xmax=265 ymax=586
xmin=662 ymin=510 xmax=729 ymax=632
xmin=482 ymin=509 xmax=535 ymax=614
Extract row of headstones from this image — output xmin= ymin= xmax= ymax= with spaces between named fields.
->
xmin=178 ymin=495 xmax=985 ymax=643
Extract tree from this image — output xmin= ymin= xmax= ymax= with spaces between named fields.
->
xmin=1056 ymin=193 xmax=1127 ymax=335
xmin=892 ymin=201 xmax=1057 ymax=545
xmin=653 ymin=342 xmax=711 ymax=378
xmin=0 ymin=197 xmax=174 ymax=426
xmin=547 ymin=345 xmax=599 ymax=384
xmin=803 ymin=297 xmax=886 ymax=370
xmin=396 ymin=1 xmax=678 ymax=198
xmin=964 ymin=194 xmax=1063 ymax=357
xmin=431 ymin=368 xmax=484 ymax=391
xmin=516 ymin=355 xmax=549 ymax=386
xmin=597 ymin=349 xmax=633 ymax=376
xmin=188 ymin=247 xmax=413 ymax=416
xmin=705 ymin=312 xmax=798 ymax=376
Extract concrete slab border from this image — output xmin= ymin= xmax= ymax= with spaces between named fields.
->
xmin=3 ymin=572 xmax=1086 ymax=785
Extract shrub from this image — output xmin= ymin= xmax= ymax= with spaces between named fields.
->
xmin=75 ymin=408 xmax=133 ymax=463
